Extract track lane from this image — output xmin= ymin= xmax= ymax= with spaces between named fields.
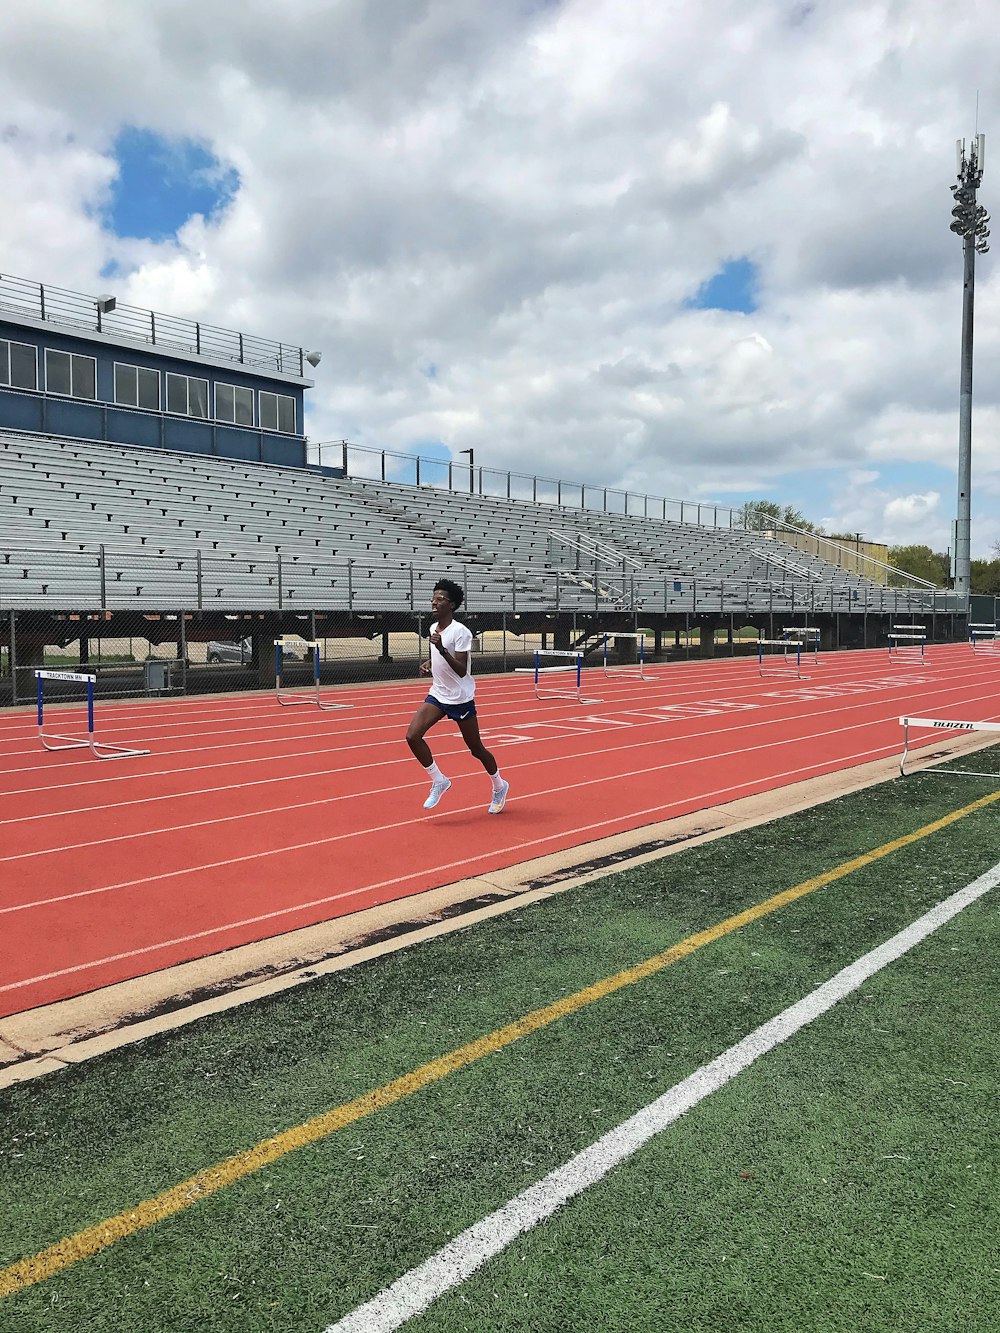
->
xmin=2 ymin=644 xmax=999 ymax=1015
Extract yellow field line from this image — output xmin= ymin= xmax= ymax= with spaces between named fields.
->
xmin=3 ymin=787 xmax=999 ymax=1300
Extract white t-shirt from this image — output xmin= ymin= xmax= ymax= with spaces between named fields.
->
xmin=428 ymin=619 xmax=475 ymax=705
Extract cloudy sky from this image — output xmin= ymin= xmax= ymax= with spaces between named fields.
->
xmin=1 ymin=0 xmax=998 ymax=553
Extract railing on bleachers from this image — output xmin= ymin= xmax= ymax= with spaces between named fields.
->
xmin=0 ymin=541 xmax=965 ymax=618
xmin=0 ymin=272 xmax=310 ymax=376
xmin=316 ymin=440 xmax=742 ymax=531
xmin=316 ymin=439 xmax=948 ymax=594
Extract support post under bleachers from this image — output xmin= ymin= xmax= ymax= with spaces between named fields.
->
xmin=251 ymin=627 xmax=278 ymax=688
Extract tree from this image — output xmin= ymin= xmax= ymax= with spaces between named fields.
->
xmin=739 ymin=500 xmax=819 ymax=533
xmin=970 ymin=558 xmax=1000 ymax=595
xmin=888 ymin=545 xmax=950 ymax=586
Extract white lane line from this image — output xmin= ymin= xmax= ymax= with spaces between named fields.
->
xmin=326 ymin=864 xmax=1000 ymax=1333
xmin=0 ymin=666 xmax=989 ymax=815
xmin=0 ymin=688 xmax=982 ymax=873
xmin=0 ymin=655 xmax=984 ymax=770
xmin=0 ymin=707 xmax=902 ymax=892
xmin=0 ymin=644 xmax=980 ymax=750
xmin=0 ymin=734 xmax=911 ymax=992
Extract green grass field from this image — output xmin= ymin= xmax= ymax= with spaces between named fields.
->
xmin=2 ymin=759 xmax=999 ymax=1332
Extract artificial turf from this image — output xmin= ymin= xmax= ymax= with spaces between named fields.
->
xmin=1 ymin=762 xmax=999 ymax=1331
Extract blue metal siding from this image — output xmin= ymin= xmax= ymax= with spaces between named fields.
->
xmin=262 ymin=434 xmax=308 ymax=467
xmin=106 ymin=410 xmax=162 ymax=449
xmin=0 ymin=320 xmax=307 ymax=467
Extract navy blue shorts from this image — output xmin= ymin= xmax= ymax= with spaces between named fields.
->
xmin=425 ymin=694 xmax=477 ymax=723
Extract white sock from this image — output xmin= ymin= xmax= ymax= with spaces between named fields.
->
xmin=425 ymin=761 xmax=446 ymax=783
xmin=490 ymin=769 xmax=504 ymax=792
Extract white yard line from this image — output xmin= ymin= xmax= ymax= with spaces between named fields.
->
xmin=326 ymin=864 xmax=1000 ymax=1333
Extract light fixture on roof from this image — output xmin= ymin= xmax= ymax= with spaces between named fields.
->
xmin=459 ymin=447 xmax=475 ymax=496
xmin=95 ymin=293 xmax=116 ymax=332
xmin=304 ymin=350 xmax=322 ymax=368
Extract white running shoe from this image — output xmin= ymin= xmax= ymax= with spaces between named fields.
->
xmin=488 ymin=779 xmax=510 ymax=814
xmin=423 ymin=778 xmax=452 ymax=810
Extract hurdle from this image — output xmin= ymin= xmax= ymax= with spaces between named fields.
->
xmin=601 ymin=631 xmax=650 ymax=680
xmin=35 ymin=670 xmax=150 ymax=760
xmin=274 ymin=640 xmax=351 ymax=710
xmin=781 ymin=625 xmax=821 ymax=660
xmin=515 ymin=649 xmax=603 ymax=703
xmin=969 ymin=623 xmax=1000 ymax=653
xmin=899 ymin=715 xmax=1000 ymax=779
xmin=757 ymin=638 xmax=803 ymax=678
xmin=888 ymin=624 xmax=926 ymax=662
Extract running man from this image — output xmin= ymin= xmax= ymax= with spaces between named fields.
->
xmin=406 ymin=578 xmax=510 ymax=813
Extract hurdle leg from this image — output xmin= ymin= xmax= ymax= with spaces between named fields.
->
xmin=37 ymin=670 xmax=95 ymax=752
xmin=275 ymin=642 xmax=312 ymax=707
xmin=37 ymin=672 xmax=150 ymax=759
xmin=84 ymin=681 xmax=149 ymax=759
xmin=313 ymin=646 xmax=351 ymax=711
xmin=523 ymin=650 xmax=603 ymax=703
xmin=601 ymin=632 xmax=650 ymax=681
xmin=276 ymin=641 xmax=351 ymax=710
xmin=91 ymin=738 xmax=151 ymax=760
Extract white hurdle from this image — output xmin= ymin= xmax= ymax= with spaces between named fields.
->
xmin=781 ymin=625 xmax=821 ymax=660
xmin=601 ymin=631 xmax=650 ymax=680
xmin=757 ymin=638 xmax=803 ymax=678
xmin=888 ymin=624 xmax=926 ymax=662
xmin=899 ymin=715 xmax=1000 ymax=779
xmin=969 ymin=623 xmax=1000 ymax=653
xmin=35 ymin=670 xmax=150 ymax=761
xmin=274 ymin=640 xmax=351 ymax=710
xmin=515 ymin=649 xmax=602 ymax=703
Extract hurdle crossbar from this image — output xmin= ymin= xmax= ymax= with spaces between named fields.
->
xmin=888 ymin=625 xmax=926 ymax=661
xmin=515 ymin=649 xmax=602 ymax=702
xmin=601 ymin=631 xmax=650 ymax=680
xmin=274 ymin=640 xmax=351 ymax=710
xmin=781 ymin=626 xmax=821 ymax=657
xmin=969 ymin=623 xmax=1000 ymax=651
xmin=899 ymin=715 xmax=1000 ymax=778
xmin=35 ymin=670 xmax=150 ymax=760
xmin=757 ymin=639 xmax=803 ymax=678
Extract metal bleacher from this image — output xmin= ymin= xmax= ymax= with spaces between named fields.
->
xmin=0 ymin=430 xmax=947 ymax=617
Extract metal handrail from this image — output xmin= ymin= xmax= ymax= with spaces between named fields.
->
xmin=744 ymin=543 xmax=818 ymax=580
xmin=316 ymin=439 xmax=742 ymax=531
xmin=547 ymin=530 xmax=644 ymax=570
xmin=0 ymin=272 xmax=309 ymax=377
xmin=0 ymin=540 xmax=966 ymax=616
xmin=745 ymin=509 xmax=939 ymax=590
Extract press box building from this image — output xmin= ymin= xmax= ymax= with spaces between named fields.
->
xmin=0 ymin=272 xmax=320 ymax=467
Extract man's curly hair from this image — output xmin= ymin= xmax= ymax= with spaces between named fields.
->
xmin=433 ymin=578 xmax=464 ymax=610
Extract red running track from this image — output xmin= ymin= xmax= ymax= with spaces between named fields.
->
xmin=1 ymin=643 xmax=998 ymax=1017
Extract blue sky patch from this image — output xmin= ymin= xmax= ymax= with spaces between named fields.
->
xmin=687 ymin=257 xmax=759 ymax=314
xmin=107 ymin=127 xmax=240 ymax=242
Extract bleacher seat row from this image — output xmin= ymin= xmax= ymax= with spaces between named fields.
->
xmin=0 ymin=431 xmax=941 ymax=616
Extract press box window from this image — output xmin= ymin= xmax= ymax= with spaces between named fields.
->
xmin=216 ymin=382 xmax=254 ymax=426
xmin=45 ymin=349 xmax=96 ymax=400
xmin=259 ymin=391 xmax=295 ymax=434
xmin=114 ymin=363 xmax=160 ymax=411
xmin=165 ymin=372 xmax=209 ymax=418
xmin=0 ymin=339 xmax=38 ymax=390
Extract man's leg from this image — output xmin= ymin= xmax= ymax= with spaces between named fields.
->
xmin=457 ymin=714 xmax=509 ymax=813
xmin=407 ymin=703 xmax=451 ymax=808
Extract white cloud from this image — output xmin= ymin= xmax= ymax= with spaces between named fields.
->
xmin=1 ymin=0 xmax=999 ymax=553
xmin=884 ymin=490 xmax=941 ymax=524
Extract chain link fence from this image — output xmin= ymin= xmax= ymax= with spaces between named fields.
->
xmin=0 ymin=566 xmax=967 ymax=706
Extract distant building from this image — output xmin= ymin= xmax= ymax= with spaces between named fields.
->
xmin=0 ymin=272 xmax=320 ymax=468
